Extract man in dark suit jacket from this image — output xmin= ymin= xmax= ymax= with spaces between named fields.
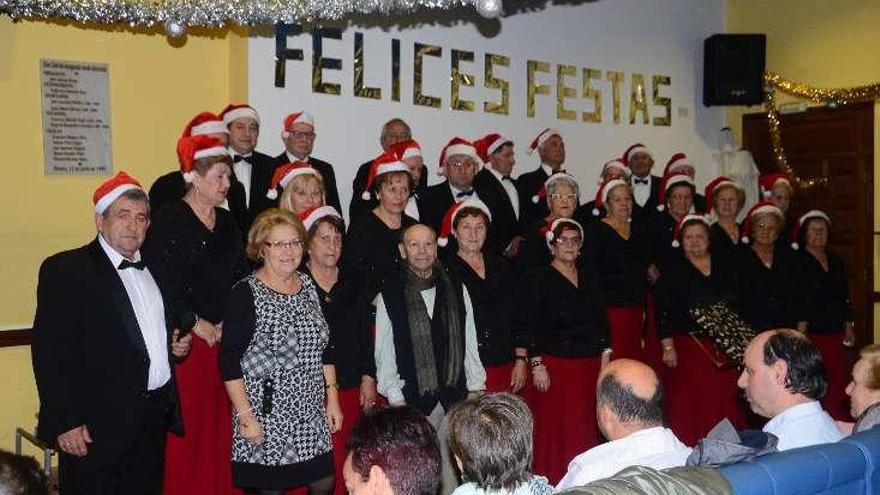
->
xmin=472 ymin=133 xmax=523 ymax=258
xmin=517 ymin=128 xmax=566 ymax=228
xmin=32 ymin=173 xmax=192 ymax=495
xmin=275 ymin=110 xmax=342 ymax=213
xmin=624 ymin=143 xmax=663 ymax=219
xmin=422 ymin=138 xmax=481 ymax=235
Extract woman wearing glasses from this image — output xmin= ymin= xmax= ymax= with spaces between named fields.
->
xmin=220 ymin=208 xmax=342 ymax=495
xmin=516 ymin=173 xmax=579 ymax=276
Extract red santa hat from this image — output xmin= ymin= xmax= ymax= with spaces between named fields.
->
xmin=438 ymin=137 xmax=480 ymax=176
xmin=703 ymin=176 xmax=741 ymax=215
xmin=437 ymin=198 xmax=493 ymax=247
xmin=390 ymin=139 xmax=422 ymax=161
xmin=176 ymin=135 xmax=230 ymax=183
xmin=662 ymin=152 xmax=694 ymax=177
xmin=592 ymin=178 xmax=629 ymax=217
xmin=656 ymin=172 xmax=696 ymax=212
xmin=526 ymin=128 xmax=560 ymax=155
xmin=298 ymin=205 xmax=342 ymax=231
xmin=671 ymin=214 xmax=711 ymax=248
xmin=740 ymin=200 xmax=784 ymax=244
xmin=362 ymin=152 xmax=410 ymax=200
xmin=600 ymin=158 xmax=631 ymax=183
xmin=622 ymin=143 xmax=653 ymax=164
xmin=220 ymin=104 xmax=260 ymax=127
xmin=791 ymin=210 xmax=831 ymax=250
xmin=473 ymin=133 xmax=512 ymax=163
xmin=266 ymin=162 xmax=322 ymax=200
xmin=182 ymin=111 xmax=227 ymax=138
xmin=93 ymin=171 xmax=144 ymax=215
xmin=532 ymin=172 xmax=578 ymax=204
xmin=542 ymin=217 xmax=584 ymax=248
xmin=759 ymin=172 xmax=793 ymax=198
xmin=281 ymin=111 xmax=315 ymax=138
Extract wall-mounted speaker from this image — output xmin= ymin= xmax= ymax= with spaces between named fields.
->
xmin=703 ymin=34 xmax=766 ymax=106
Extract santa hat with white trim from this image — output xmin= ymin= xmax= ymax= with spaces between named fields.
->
xmin=542 ymin=217 xmax=584 ymax=248
xmin=362 ymin=152 xmax=410 ymax=200
xmin=266 ymin=162 xmax=322 ymax=200
xmin=93 ymin=171 xmax=145 ymax=215
xmin=281 ymin=111 xmax=315 ymax=139
xmin=220 ymin=104 xmax=260 ymax=127
xmin=656 ymin=172 xmax=696 ymax=212
xmin=740 ymin=200 xmax=785 ymax=244
xmin=437 ymin=198 xmax=493 ymax=247
xmin=703 ymin=175 xmax=741 ymax=216
xmin=671 ymin=214 xmax=710 ymax=248
xmin=473 ymin=133 xmax=512 ymax=163
xmin=389 ymin=139 xmax=422 ymax=161
xmin=176 ymin=135 xmax=230 ymax=183
xmin=526 ymin=128 xmax=560 ymax=155
xmin=298 ymin=205 xmax=342 ymax=232
xmin=592 ymin=178 xmax=629 ymax=217
xmin=662 ymin=152 xmax=694 ymax=177
xmin=791 ymin=209 xmax=831 ymax=250
xmin=532 ymin=172 xmax=578 ymax=204
xmin=599 ymin=158 xmax=631 ymax=184
xmin=622 ymin=143 xmax=653 ymax=164
xmin=759 ymin=172 xmax=793 ymax=198
xmin=438 ymin=137 xmax=480 ymax=176
xmin=182 ymin=112 xmax=228 ymax=138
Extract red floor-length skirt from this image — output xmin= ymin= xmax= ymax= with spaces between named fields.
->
xmin=607 ymin=306 xmax=645 ymax=361
xmin=812 ymin=331 xmax=851 ymax=421
xmin=529 ymin=355 xmax=602 ymax=485
xmin=485 ymin=363 xmax=516 ymax=393
xmin=329 ymin=387 xmax=363 ymax=495
xmin=163 ymin=337 xmax=242 ymax=495
xmin=660 ymin=334 xmax=748 ymax=446
xmin=642 ymin=293 xmax=664 ymax=372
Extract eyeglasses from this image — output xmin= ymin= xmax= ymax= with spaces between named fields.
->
xmin=265 ymin=239 xmax=304 ymax=250
xmin=755 ymin=223 xmax=776 ymax=231
xmin=288 ymin=131 xmax=316 ymax=140
xmin=556 ymin=236 xmax=582 ymax=246
xmin=550 ymin=193 xmax=577 ymax=203
xmin=447 ymin=159 xmax=475 ymax=169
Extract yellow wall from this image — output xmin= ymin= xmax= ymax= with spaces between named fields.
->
xmin=0 ymin=17 xmax=246 ymax=455
xmin=726 ymin=0 xmax=880 ymax=342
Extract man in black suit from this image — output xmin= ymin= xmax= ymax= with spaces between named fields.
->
xmin=422 ymin=137 xmax=481 ymax=234
xmin=349 ymin=118 xmax=428 ymax=219
xmin=624 ymin=143 xmax=662 ymax=219
xmin=32 ymin=172 xmax=192 ymax=495
xmin=472 ymin=133 xmax=523 ymax=258
xmin=275 ymin=111 xmax=342 ymax=213
xmin=517 ymin=128 xmax=565 ymax=228
xmin=220 ymin=104 xmax=278 ymax=237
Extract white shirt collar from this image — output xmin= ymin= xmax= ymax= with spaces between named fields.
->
xmin=487 ymin=166 xmax=508 ymax=183
xmin=98 ymin=233 xmax=141 ymax=266
xmin=632 ymin=175 xmax=652 ymax=185
xmin=230 ymin=147 xmax=253 ymax=158
xmin=286 ymin=151 xmax=310 ymax=163
xmin=449 ymin=182 xmax=474 ymax=197
xmin=540 ymin=163 xmax=555 ymax=176
xmin=765 ymin=401 xmax=823 ymax=432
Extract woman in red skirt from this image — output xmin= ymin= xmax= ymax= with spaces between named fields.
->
xmin=655 ymin=215 xmax=748 ymax=446
xmin=794 ymin=210 xmax=855 ymax=421
xmin=518 ymin=218 xmax=611 ymax=484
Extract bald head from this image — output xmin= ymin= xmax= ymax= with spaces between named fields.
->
xmin=600 ymin=359 xmax=659 ymax=402
xmin=399 ymin=224 xmax=438 ymax=276
xmin=596 ymin=359 xmax=664 ymax=440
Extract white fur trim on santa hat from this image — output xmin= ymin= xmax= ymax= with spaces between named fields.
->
xmin=401 ymin=146 xmax=421 ymax=160
xmin=191 ymin=120 xmax=228 ymax=137
xmin=268 ymin=167 xmax=321 ymax=200
xmin=95 ymin=184 xmax=140 ymax=215
xmin=281 ymin=111 xmax=315 ymax=138
xmin=486 ymin=136 xmax=508 ymax=156
xmin=222 ymin=107 xmax=260 ymax=126
xmin=302 ymin=206 xmax=341 ymax=231
xmin=527 ymin=128 xmax=560 ymax=155
xmin=625 ymin=145 xmax=652 ymax=162
xmin=544 ymin=217 xmax=584 ymax=248
xmin=194 ymin=146 xmax=230 ymax=161
xmin=444 ymin=144 xmax=479 ymax=162
xmin=667 ymin=156 xmax=692 ymax=173
xmin=656 ymin=175 xmax=695 ymax=211
xmin=361 ymin=161 xmax=409 ymax=200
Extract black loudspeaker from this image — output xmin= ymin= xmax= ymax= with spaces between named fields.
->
xmin=703 ymin=34 xmax=766 ymax=106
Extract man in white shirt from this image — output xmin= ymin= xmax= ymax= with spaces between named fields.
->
xmin=473 ymin=133 xmax=523 ymax=258
xmin=556 ymin=359 xmax=691 ymax=489
xmin=738 ymin=329 xmax=843 ymax=451
xmin=622 ymin=143 xmax=660 ymax=219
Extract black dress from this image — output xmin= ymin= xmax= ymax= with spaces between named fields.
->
xmin=585 ymin=220 xmax=651 ymax=308
xmin=709 ymin=222 xmax=741 ymax=261
xmin=646 ymin=211 xmax=681 ymax=275
xmin=343 ymin=211 xmax=417 ymax=286
xmin=516 ymin=219 xmax=552 ymax=277
xmin=736 ymin=244 xmax=805 ymax=331
xmin=800 ymin=251 xmax=852 ymax=334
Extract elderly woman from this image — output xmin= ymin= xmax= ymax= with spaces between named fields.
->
xmin=840 ymin=344 xmax=880 ymax=434
xmin=220 ymin=209 xmax=342 ymax=495
xmin=656 ymin=215 xmax=747 ymax=445
xmin=440 ymin=199 xmax=528 ymax=394
xmin=267 ymin=162 xmax=325 ymax=215
xmin=760 ymin=173 xmax=796 ymax=247
xmin=297 ymin=206 xmax=377 ymax=495
xmin=584 ymin=179 xmax=651 ymax=361
xmin=516 ymin=173 xmax=579 ymax=275
xmin=737 ymin=201 xmax=806 ymax=332
xmin=574 ymin=158 xmax=630 ymax=225
xmin=705 ymin=176 xmax=745 ymax=260
xmin=143 ymin=135 xmax=249 ymax=495
xmin=518 ymin=218 xmax=610 ymax=484
xmin=795 ymin=210 xmax=854 ymax=420
xmin=447 ymin=393 xmax=553 ymax=495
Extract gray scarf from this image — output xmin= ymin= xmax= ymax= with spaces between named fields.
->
xmin=402 ymin=262 xmax=464 ymax=396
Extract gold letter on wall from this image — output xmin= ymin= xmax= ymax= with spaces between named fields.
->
xmin=391 ymin=39 xmax=401 ymax=102
xmin=606 ymin=70 xmax=624 ymax=124
xmin=629 ymin=73 xmax=649 ymax=124
xmin=484 ymin=53 xmax=510 ymax=115
xmin=353 ymin=32 xmax=381 ymax=100
xmin=652 ymin=75 xmax=672 ymax=126
xmin=581 ymin=68 xmax=602 ymax=123
xmin=312 ymin=27 xmax=342 ymax=95
xmin=556 ymin=64 xmax=577 ymax=121
xmin=527 ymin=60 xmax=550 ymax=118
xmin=451 ymin=49 xmax=475 ymax=111
xmin=413 ymin=43 xmax=442 ymax=108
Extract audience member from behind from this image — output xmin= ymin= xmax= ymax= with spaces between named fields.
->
xmin=0 ymin=450 xmax=50 ymax=495
xmin=448 ymin=393 xmax=553 ymax=495
xmin=737 ymin=329 xmax=843 ymax=450
xmin=343 ymin=406 xmax=440 ymax=495
xmin=556 ymin=359 xmax=691 ymax=489
xmin=838 ymin=344 xmax=880 ymax=435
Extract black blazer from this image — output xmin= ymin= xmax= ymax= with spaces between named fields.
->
xmin=631 ymin=174 xmax=662 ymax=219
xmin=422 ymin=181 xmax=457 ymax=233
xmin=473 ymin=168 xmax=522 ymax=256
xmin=274 ymin=153 xmax=342 ymax=214
xmin=31 ymin=239 xmax=183 ymax=454
xmin=228 ymin=151 xmax=278 ymax=237
xmin=349 ymin=159 xmax=429 ymax=220
xmin=516 ymin=166 xmax=550 ymax=229
xmin=148 ymin=170 xmax=186 ymax=214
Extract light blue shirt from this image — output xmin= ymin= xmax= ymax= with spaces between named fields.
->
xmin=763 ymin=401 xmax=843 ymax=451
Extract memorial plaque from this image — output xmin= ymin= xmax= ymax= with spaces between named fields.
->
xmin=40 ymin=59 xmax=112 ymax=175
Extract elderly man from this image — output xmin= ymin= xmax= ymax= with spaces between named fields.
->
xmin=555 ymin=359 xmax=691 ymax=489
xmin=343 ymin=406 xmax=441 ymax=495
xmin=422 ymin=138 xmax=482 ymax=235
xmin=350 ymin=118 xmax=428 ymax=219
xmin=738 ymin=329 xmax=843 ymax=450
xmin=517 ymin=128 xmax=565 ymax=228
xmin=32 ymin=172 xmax=192 ymax=494
xmin=275 ymin=110 xmax=342 ymax=212
xmin=374 ymin=223 xmax=486 ymax=495
xmin=473 ymin=133 xmax=523 ymax=258
xmin=623 ymin=143 xmax=660 ymax=219
xmin=838 ymin=344 xmax=880 ymax=434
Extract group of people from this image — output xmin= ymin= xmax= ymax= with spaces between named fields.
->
xmin=30 ymin=103 xmax=862 ymax=495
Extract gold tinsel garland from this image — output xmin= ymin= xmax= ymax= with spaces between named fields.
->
xmin=762 ymin=71 xmax=880 ymax=190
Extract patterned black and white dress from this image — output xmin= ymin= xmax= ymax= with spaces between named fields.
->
xmin=220 ymin=272 xmax=334 ymax=490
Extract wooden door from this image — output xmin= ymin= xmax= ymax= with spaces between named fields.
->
xmin=743 ymin=102 xmax=874 ymax=345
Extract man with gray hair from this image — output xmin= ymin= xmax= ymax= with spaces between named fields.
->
xmin=556 ymin=359 xmax=691 ymax=489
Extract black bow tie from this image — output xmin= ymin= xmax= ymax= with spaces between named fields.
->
xmin=502 ymin=175 xmax=513 ymax=182
xmin=118 ymin=259 xmax=146 ymax=271
xmin=233 ymin=155 xmax=251 ymax=164
xmin=634 ymin=178 xmax=649 ymax=185
xmin=456 ymin=189 xmax=475 ymax=199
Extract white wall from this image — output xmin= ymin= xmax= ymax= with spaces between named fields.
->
xmin=247 ymin=0 xmax=725 ymax=219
